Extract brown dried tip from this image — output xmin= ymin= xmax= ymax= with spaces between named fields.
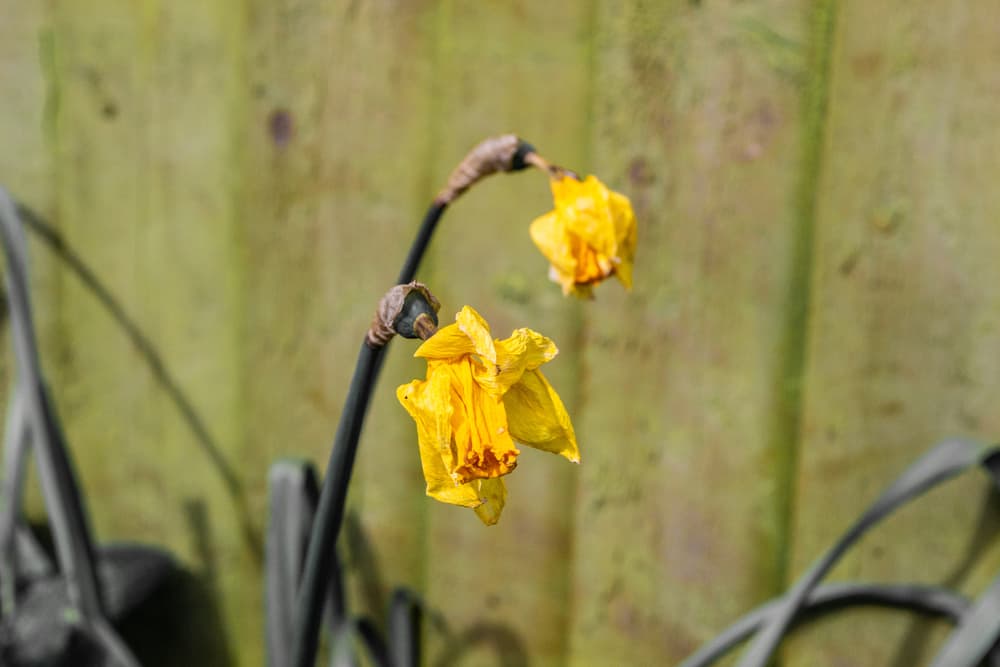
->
xmin=410 ymin=313 xmax=438 ymax=341
xmin=436 ymin=134 xmax=525 ymax=205
xmin=524 ymin=151 xmax=580 ymax=181
xmin=366 ymin=281 xmax=441 ymax=349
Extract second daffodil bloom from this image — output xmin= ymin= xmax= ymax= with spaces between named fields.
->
xmin=396 ymin=306 xmax=579 ymax=525
xmin=530 ymin=174 xmax=637 ymax=298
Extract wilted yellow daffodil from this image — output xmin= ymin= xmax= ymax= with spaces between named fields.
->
xmin=530 ymin=174 xmax=637 ymax=297
xmin=396 ymin=306 xmax=579 ymax=525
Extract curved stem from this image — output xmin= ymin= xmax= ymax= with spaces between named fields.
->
xmin=290 ymin=343 xmax=380 ymax=667
xmin=1 ymin=189 xmax=140 ymax=666
xmin=0 ymin=387 xmax=30 ymax=614
xmin=396 ymin=202 xmax=448 ymax=285
xmin=524 ymin=151 xmax=578 ymax=181
xmin=290 ymin=201 xmax=446 ymax=667
xmin=290 ymin=131 xmax=544 ymax=665
xmin=736 ymin=438 xmax=991 ymax=667
xmin=680 ymin=582 xmax=970 ymax=667
xmin=0 ymin=190 xmax=106 ymax=622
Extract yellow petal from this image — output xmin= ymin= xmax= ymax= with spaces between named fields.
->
xmin=609 ymin=189 xmax=636 ymax=289
xmin=548 ymin=265 xmax=576 ymax=296
xmin=475 ymin=328 xmax=558 ymax=395
xmin=397 ymin=371 xmax=482 ymax=508
xmin=530 ymin=210 xmax=577 ymax=291
xmin=535 ymin=175 xmax=636 ymax=297
xmin=504 ymin=369 xmax=580 ymax=463
xmin=455 ymin=305 xmax=497 ymax=364
xmin=413 ymin=321 xmax=476 ymax=360
xmin=415 ymin=306 xmax=496 ymax=363
xmin=440 ymin=357 xmax=519 ymax=483
xmin=473 ymin=477 xmax=507 ymax=525
xmin=554 ymin=176 xmax=617 ymax=260
xmin=568 ymin=232 xmax=613 ymax=288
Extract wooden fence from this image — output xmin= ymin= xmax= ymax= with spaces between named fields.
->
xmin=2 ymin=1 xmax=999 ymax=665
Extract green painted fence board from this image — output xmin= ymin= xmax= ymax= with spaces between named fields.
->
xmin=240 ymin=0 xmax=440 ymax=640
xmin=323 ymin=2 xmax=441 ymax=619
xmin=47 ymin=1 xmax=247 ymax=663
xmin=567 ymin=2 xmax=814 ymax=664
xmin=1 ymin=1 xmax=999 ymax=665
xmin=417 ymin=3 xmax=591 ymax=665
xmin=0 ymin=2 xmax=52 ymax=216
xmin=0 ymin=2 xmax=60 ymax=408
xmin=786 ymin=0 xmax=1000 ymax=664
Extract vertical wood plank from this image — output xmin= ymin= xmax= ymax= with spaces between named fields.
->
xmin=417 ymin=3 xmax=592 ymax=665
xmin=7 ymin=2 xmax=997 ymax=666
xmin=49 ymin=1 xmax=246 ymax=663
xmin=0 ymin=2 xmax=60 ymax=406
xmin=0 ymin=2 xmax=53 ymax=216
xmin=787 ymin=0 xmax=1000 ymax=664
xmin=241 ymin=0 xmax=440 ymax=629
xmin=567 ymin=1 xmax=814 ymax=663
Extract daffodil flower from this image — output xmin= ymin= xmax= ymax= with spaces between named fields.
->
xmin=529 ymin=174 xmax=637 ymax=297
xmin=396 ymin=306 xmax=579 ymax=525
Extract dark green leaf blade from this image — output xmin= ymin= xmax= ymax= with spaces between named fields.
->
xmin=680 ymin=582 xmax=969 ymax=667
xmin=735 ymin=438 xmax=996 ymax=667
xmin=929 ymin=572 xmax=1000 ymax=667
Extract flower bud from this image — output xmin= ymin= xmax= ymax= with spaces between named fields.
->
xmin=367 ymin=282 xmax=441 ymax=348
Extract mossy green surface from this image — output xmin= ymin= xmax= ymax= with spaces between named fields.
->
xmin=785 ymin=0 xmax=1000 ymax=664
xmin=1 ymin=2 xmax=998 ymax=666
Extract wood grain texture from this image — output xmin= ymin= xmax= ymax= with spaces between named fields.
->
xmin=1 ymin=1 xmax=999 ymax=665
xmin=47 ymin=1 xmax=245 ymax=663
xmin=0 ymin=1 xmax=52 ymax=214
xmin=0 ymin=2 xmax=60 ymax=412
xmin=240 ymin=0 xmax=440 ymax=643
xmin=785 ymin=0 xmax=1000 ymax=664
xmin=567 ymin=1 xmax=814 ymax=664
xmin=417 ymin=3 xmax=591 ymax=665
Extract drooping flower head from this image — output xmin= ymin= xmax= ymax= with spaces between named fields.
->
xmin=396 ymin=306 xmax=579 ymax=525
xmin=529 ymin=174 xmax=637 ymax=298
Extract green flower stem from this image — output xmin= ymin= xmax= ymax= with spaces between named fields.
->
xmin=291 ymin=134 xmax=538 ymax=667
xmin=290 ymin=200 xmax=447 ymax=667
xmin=396 ymin=202 xmax=448 ymax=285
xmin=291 ymin=341 xmax=380 ymax=667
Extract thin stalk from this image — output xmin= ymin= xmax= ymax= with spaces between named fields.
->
xmin=397 ymin=202 xmax=448 ymax=285
xmin=290 ymin=201 xmax=445 ymax=667
xmin=290 ymin=342 xmax=381 ymax=667
xmin=0 ymin=188 xmax=138 ymax=666
xmin=0 ymin=388 xmax=30 ymax=614
xmin=0 ymin=190 xmax=104 ymax=619
xmin=291 ymin=133 xmax=542 ymax=666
